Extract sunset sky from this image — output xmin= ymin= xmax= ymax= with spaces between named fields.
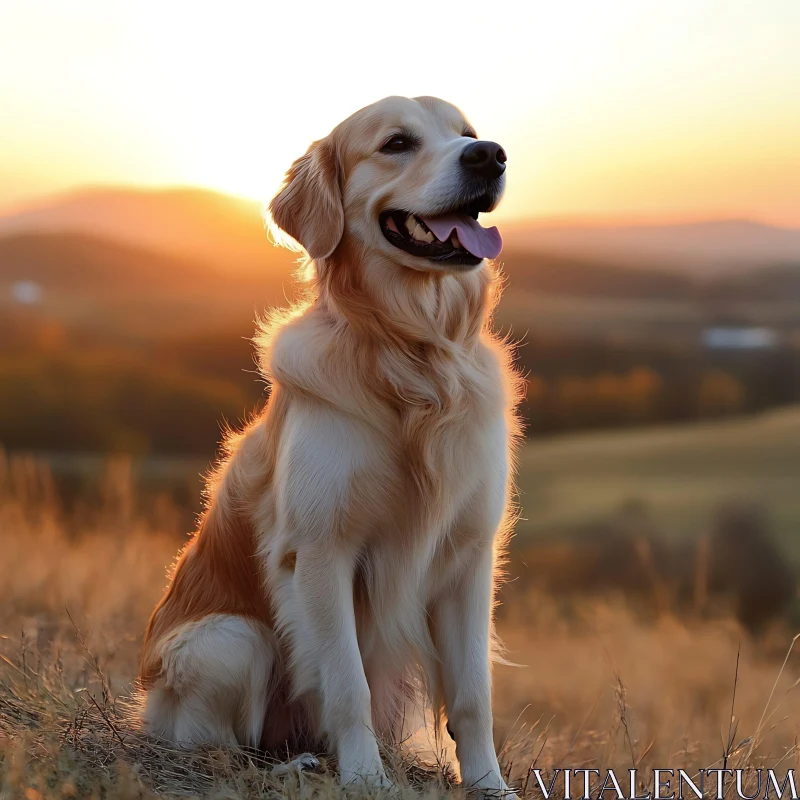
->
xmin=1 ymin=0 xmax=798 ymax=225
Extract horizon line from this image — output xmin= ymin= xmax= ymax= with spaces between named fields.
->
xmin=1 ymin=181 xmax=798 ymax=233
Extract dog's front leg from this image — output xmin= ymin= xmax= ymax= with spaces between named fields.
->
xmin=293 ymin=546 xmax=390 ymax=787
xmin=432 ymin=544 xmax=516 ymax=798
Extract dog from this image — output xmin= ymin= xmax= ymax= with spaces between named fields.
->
xmin=139 ymin=95 xmax=522 ymax=793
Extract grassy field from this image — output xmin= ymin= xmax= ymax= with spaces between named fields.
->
xmin=2 ymin=414 xmax=800 ymax=797
xmin=516 ymin=406 xmax=800 ymax=565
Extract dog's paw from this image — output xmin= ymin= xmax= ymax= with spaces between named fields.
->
xmin=271 ymin=752 xmax=324 ymax=777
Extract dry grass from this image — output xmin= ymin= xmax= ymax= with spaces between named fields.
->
xmin=1 ymin=451 xmax=799 ymax=799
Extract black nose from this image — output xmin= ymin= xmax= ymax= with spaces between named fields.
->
xmin=460 ymin=140 xmax=507 ymax=180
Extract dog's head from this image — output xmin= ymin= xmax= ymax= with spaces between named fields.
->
xmin=268 ymin=96 xmax=506 ymax=273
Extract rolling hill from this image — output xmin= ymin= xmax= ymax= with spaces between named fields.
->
xmin=3 ymin=228 xmax=800 ymax=351
xmin=2 ymin=188 xmax=799 ymax=349
xmin=0 ymin=232 xmax=299 ymax=342
xmin=502 ymin=218 xmax=800 ymax=274
xmin=0 ymin=187 xmax=296 ymax=278
xmin=0 ymin=231 xmax=232 ymax=291
xmin=2 ymin=186 xmax=799 ymax=278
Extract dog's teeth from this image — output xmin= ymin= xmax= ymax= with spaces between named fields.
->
xmin=451 ymin=232 xmax=461 ymax=248
xmin=413 ymin=224 xmax=434 ymax=243
xmin=405 ymin=215 xmax=417 ymax=235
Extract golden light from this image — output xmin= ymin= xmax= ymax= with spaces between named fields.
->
xmin=1 ymin=0 xmax=798 ymax=225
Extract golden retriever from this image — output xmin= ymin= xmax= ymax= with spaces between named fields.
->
xmin=139 ymin=95 xmax=522 ymax=793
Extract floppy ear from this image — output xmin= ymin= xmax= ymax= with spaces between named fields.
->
xmin=267 ymin=138 xmax=344 ymax=260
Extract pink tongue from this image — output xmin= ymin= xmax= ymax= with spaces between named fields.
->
xmin=420 ymin=214 xmax=503 ymax=259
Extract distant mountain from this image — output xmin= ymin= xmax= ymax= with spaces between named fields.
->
xmin=0 ymin=186 xmax=296 ymax=278
xmin=3 ymin=186 xmax=800 ymax=278
xmin=502 ymin=219 xmax=800 ymax=274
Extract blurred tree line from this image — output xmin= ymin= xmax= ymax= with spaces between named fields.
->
xmin=520 ymin=335 xmax=799 ymax=434
xmin=2 ymin=309 xmax=799 ymax=455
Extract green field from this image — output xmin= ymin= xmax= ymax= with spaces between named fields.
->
xmin=516 ymin=406 xmax=800 ymax=564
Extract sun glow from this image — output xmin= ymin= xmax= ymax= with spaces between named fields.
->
xmin=1 ymin=0 xmax=799 ymax=224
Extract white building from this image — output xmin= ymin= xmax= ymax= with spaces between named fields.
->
xmin=702 ymin=326 xmax=778 ymax=349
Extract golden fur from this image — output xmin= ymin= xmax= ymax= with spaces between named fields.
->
xmin=139 ymin=95 xmax=522 ymax=792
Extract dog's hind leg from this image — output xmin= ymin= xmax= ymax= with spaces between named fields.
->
xmin=142 ymin=614 xmax=277 ymax=749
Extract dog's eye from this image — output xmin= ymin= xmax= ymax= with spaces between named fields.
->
xmin=381 ymin=135 xmax=412 ymax=153
xmin=462 ymin=129 xmax=478 ymax=139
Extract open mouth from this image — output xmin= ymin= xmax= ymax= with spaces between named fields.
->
xmin=379 ymin=194 xmax=502 ymax=268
